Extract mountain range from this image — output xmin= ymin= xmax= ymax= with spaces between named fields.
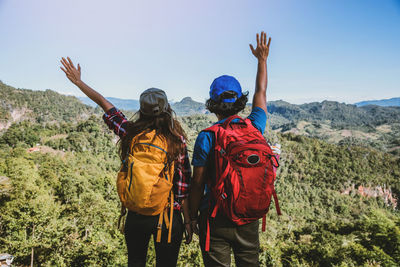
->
xmin=79 ymin=96 xmax=208 ymax=116
xmin=79 ymin=95 xmax=400 ymax=124
xmin=2 ymin=81 xmax=399 ymax=132
xmin=355 ymin=97 xmax=400 ymax=107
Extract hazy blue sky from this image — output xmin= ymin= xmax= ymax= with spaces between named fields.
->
xmin=0 ymin=0 xmax=399 ymax=104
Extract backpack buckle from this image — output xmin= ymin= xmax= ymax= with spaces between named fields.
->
xmin=157 ymin=223 xmax=162 ymax=229
xmin=219 ymin=148 xmax=226 ymax=156
xmin=221 ymin=193 xmax=227 ymax=200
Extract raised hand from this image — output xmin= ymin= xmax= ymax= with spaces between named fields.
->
xmin=249 ymin=31 xmax=271 ymax=61
xmin=58 ymin=57 xmax=113 ymax=112
xmin=60 ymin=57 xmax=82 ymax=85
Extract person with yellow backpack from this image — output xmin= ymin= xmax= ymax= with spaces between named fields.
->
xmin=60 ymin=57 xmax=192 ymax=267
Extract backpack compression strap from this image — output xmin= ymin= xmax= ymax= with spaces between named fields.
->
xmin=262 ymin=157 xmax=282 ymax=231
xmin=261 ymin=189 xmax=282 ymax=231
xmin=156 ymin=190 xmax=174 ymax=243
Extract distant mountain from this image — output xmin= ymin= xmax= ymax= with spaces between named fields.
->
xmin=355 ymin=97 xmax=400 ymax=107
xmin=79 ymin=97 xmax=140 ymax=111
xmin=2 ymin=79 xmax=399 ymax=134
xmin=79 ymin=96 xmax=207 ymax=116
xmin=267 ymin=100 xmax=400 ymax=129
xmin=171 ymin=97 xmax=207 ymax=116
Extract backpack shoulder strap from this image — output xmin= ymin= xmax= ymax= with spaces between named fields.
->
xmin=202 ymin=123 xmax=220 ymax=133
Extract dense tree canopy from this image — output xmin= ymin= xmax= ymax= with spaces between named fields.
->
xmin=0 ymin=81 xmax=399 ymax=266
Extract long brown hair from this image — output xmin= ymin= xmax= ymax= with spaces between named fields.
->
xmin=118 ymin=105 xmax=187 ymax=164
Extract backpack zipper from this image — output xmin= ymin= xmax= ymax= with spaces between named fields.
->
xmin=135 ymin=142 xmax=167 ymax=154
xmin=235 ymin=167 xmax=244 ymax=188
xmin=263 ymin=166 xmax=268 ymax=186
xmin=128 ymin=161 xmax=134 ymax=191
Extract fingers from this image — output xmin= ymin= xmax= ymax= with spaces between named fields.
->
xmin=249 ymin=44 xmax=255 ymax=54
xmin=256 ymin=32 xmax=270 ymax=47
xmin=184 ymin=224 xmax=193 ymax=244
xmin=258 ymin=32 xmax=271 ymax=47
xmin=78 ymin=63 xmax=81 ymax=72
xmin=61 ymin=57 xmax=72 ymax=72
xmin=191 ymin=221 xmax=199 ymax=235
xmin=60 ymin=66 xmax=67 ymax=74
xmin=261 ymin=31 xmax=265 ymax=45
xmin=67 ymin=57 xmax=76 ymax=69
xmin=256 ymin=33 xmax=260 ymax=47
xmin=185 ymin=232 xmax=192 ymax=244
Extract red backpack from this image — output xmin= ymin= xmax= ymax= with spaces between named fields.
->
xmin=203 ymin=115 xmax=281 ymax=251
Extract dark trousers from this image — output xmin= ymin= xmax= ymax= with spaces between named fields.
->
xmin=124 ymin=210 xmax=184 ymax=267
xmin=199 ymin=211 xmax=260 ymax=267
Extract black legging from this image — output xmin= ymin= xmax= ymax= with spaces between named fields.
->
xmin=124 ymin=210 xmax=184 ymax=267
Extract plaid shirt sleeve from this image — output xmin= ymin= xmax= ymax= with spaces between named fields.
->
xmin=102 ymin=107 xmax=128 ymax=138
xmin=173 ymin=137 xmax=192 ymax=206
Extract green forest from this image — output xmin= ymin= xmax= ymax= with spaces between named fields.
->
xmin=0 ymin=81 xmax=399 ymax=266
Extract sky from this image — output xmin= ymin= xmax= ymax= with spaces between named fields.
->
xmin=0 ymin=0 xmax=399 ymax=104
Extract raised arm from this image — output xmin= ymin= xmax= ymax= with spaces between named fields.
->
xmin=60 ymin=57 xmax=114 ymax=112
xmin=249 ymin=32 xmax=271 ymax=113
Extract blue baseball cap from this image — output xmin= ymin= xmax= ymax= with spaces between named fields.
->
xmin=210 ymin=75 xmax=243 ymax=103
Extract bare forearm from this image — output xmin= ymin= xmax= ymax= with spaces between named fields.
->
xmin=181 ymin=198 xmax=191 ymax=223
xmin=255 ymin=59 xmax=268 ymax=95
xmin=252 ymin=59 xmax=268 ymax=112
xmin=189 ymin=180 xmax=205 ymax=219
xmin=74 ymin=80 xmax=114 ymax=112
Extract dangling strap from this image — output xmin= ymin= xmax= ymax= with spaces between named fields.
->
xmin=205 ymin=216 xmax=211 ymax=251
xmin=156 ymin=209 xmax=164 ymax=243
xmin=262 ymin=214 xmax=267 ymax=232
xmin=262 ymin=189 xmax=281 ymax=233
xmin=156 ymin=190 xmax=174 ymax=243
xmin=205 ymin=200 xmax=220 ymax=252
xmin=164 ymin=210 xmax=170 ymax=228
xmin=210 ymin=202 xmax=219 ymax=218
xmin=168 ymin=190 xmax=174 ymax=243
xmin=273 ymin=189 xmax=282 ymax=215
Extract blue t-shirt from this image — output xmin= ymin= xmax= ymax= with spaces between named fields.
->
xmin=191 ymin=107 xmax=267 ymax=210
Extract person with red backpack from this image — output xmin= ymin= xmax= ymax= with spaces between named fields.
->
xmin=188 ymin=32 xmax=280 ymax=266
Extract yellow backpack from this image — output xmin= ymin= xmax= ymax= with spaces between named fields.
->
xmin=117 ymin=130 xmax=175 ymax=243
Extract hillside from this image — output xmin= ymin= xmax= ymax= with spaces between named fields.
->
xmin=355 ymin=97 xmax=400 ymax=107
xmin=1 ymin=113 xmax=399 ymax=266
xmin=267 ymin=100 xmax=400 ymax=129
xmin=0 ymin=81 xmax=97 ymax=129
xmin=77 ymin=93 xmax=400 ymax=131
xmin=0 ymin=81 xmax=399 ymax=266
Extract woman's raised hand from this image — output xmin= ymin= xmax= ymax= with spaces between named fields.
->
xmin=60 ymin=57 xmax=82 ymax=85
xmin=249 ymin=31 xmax=271 ymax=61
xmin=59 ymin=57 xmax=113 ymax=112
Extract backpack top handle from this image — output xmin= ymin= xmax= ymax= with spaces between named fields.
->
xmin=221 ymin=115 xmax=248 ymax=129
